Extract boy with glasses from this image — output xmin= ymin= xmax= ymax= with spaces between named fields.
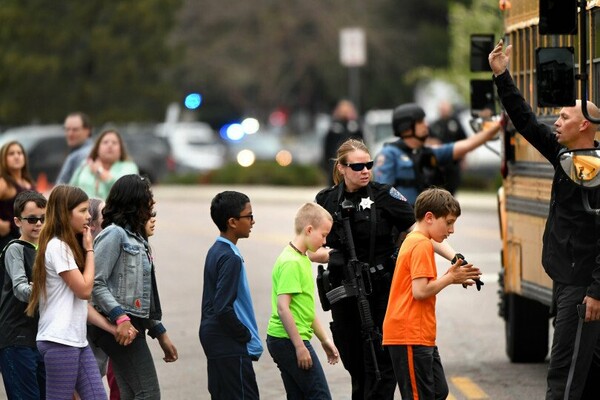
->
xmin=199 ymin=191 xmax=263 ymax=399
xmin=0 ymin=190 xmax=47 ymax=399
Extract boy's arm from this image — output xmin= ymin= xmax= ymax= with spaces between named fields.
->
xmin=277 ymin=294 xmax=312 ymax=370
xmin=412 ymin=260 xmax=481 ymax=300
xmin=431 ymin=239 xmax=456 ymax=261
xmin=5 ymin=245 xmax=32 ymax=302
xmin=311 ymin=317 xmax=339 ymax=365
xmin=213 ymin=255 xmax=251 ymax=342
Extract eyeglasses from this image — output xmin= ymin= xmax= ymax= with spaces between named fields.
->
xmin=236 ymin=214 xmax=254 ymax=221
xmin=20 ymin=216 xmax=45 ymax=224
xmin=344 ymin=161 xmax=374 ymax=171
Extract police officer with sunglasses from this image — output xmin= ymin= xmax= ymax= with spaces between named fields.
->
xmin=311 ymin=138 xmax=418 ymax=400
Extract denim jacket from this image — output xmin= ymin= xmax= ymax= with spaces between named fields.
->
xmin=92 ymin=224 xmax=166 ymax=338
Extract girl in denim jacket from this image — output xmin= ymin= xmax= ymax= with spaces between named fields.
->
xmin=90 ymin=175 xmax=177 ymax=400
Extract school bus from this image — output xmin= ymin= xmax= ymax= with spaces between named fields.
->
xmin=494 ymin=0 xmax=600 ymax=362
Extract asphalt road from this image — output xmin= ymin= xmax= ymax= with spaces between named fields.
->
xmin=0 ymin=185 xmax=549 ymax=399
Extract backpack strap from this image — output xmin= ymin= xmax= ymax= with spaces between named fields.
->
xmin=0 ymin=239 xmax=35 ymax=286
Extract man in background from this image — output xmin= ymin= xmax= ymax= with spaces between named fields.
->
xmin=428 ymin=101 xmax=468 ymax=195
xmin=55 ymin=112 xmax=93 ymax=184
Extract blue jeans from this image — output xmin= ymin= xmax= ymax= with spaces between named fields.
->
xmin=266 ymin=335 xmax=331 ymax=400
xmin=0 ymin=345 xmax=46 ymax=400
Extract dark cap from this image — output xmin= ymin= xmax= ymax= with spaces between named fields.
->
xmin=392 ymin=103 xmax=426 ymax=136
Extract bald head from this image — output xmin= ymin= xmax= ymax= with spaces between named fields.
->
xmin=579 ymin=100 xmax=600 ymax=122
xmin=555 ymin=100 xmax=600 ymax=148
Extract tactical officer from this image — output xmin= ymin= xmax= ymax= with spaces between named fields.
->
xmin=429 ymin=101 xmax=468 ymax=195
xmin=310 ymin=138 xmax=458 ymax=400
xmin=373 ymin=103 xmax=501 ymax=204
xmin=322 ymin=100 xmax=364 ymax=185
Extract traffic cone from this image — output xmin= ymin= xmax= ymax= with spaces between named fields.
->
xmin=36 ymin=172 xmax=49 ymax=193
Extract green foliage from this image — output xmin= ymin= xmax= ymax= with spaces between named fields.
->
xmin=0 ymin=0 xmax=499 ymax=127
xmin=0 ymin=0 xmax=181 ymax=125
xmin=163 ymin=161 xmax=326 ymax=186
xmin=405 ymin=0 xmax=504 ymax=104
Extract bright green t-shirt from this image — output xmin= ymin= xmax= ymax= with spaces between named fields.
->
xmin=266 ymin=245 xmax=315 ymax=340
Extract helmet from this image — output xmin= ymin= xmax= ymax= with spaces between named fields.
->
xmin=392 ymin=103 xmax=426 ymax=136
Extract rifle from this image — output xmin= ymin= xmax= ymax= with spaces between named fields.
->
xmin=324 ymin=199 xmax=382 ymax=381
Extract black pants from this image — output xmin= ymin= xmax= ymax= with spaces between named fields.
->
xmin=388 ymin=345 xmax=448 ymax=400
xmin=206 ymin=356 xmax=259 ymax=400
xmin=546 ymin=284 xmax=600 ymax=400
xmin=329 ymin=280 xmax=397 ymax=400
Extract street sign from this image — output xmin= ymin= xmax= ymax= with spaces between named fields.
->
xmin=340 ymin=28 xmax=366 ymax=67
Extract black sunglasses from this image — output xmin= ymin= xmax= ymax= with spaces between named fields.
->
xmin=236 ymin=214 xmax=254 ymax=221
xmin=344 ymin=161 xmax=374 ymax=171
xmin=20 ymin=216 xmax=45 ymax=224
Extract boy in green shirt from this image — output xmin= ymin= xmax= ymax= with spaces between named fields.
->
xmin=266 ymin=202 xmax=339 ymax=399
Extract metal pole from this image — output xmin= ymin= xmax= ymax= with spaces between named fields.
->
xmin=349 ymin=66 xmax=361 ymax=113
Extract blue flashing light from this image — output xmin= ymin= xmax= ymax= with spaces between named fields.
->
xmin=184 ymin=93 xmax=202 ymax=110
xmin=219 ymin=123 xmax=245 ymax=141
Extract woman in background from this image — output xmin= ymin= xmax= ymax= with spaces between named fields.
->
xmin=0 ymin=141 xmax=35 ymax=251
xmin=70 ymin=129 xmax=138 ymax=200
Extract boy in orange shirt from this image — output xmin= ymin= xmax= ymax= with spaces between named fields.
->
xmin=382 ymin=188 xmax=481 ymax=400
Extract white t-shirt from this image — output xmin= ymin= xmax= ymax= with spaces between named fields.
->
xmin=36 ymin=238 xmax=88 ymax=347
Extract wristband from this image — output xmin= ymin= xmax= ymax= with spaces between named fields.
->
xmin=116 ymin=315 xmax=131 ymax=325
xmin=452 ymin=253 xmax=465 ymax=264
xmin=86 ymin=249 xmax=94 ymax=253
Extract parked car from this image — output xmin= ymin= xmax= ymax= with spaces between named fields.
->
xmin=0 ymin=124 xmax=174 ymax=185
xmin=0 ymin=125 xmax=68 ymax=184
xmin=156 ymin=122 xmax=227 ymax=172
xmin=363 ymin=109 xmax=393 ymax=156
xmin=225 ymin=130 xmax=295 ymax=167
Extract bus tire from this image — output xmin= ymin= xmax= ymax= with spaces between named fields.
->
xmin=505 ymin=293 xmax=549 ymax=363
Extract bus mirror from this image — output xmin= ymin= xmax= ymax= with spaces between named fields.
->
xmin=536 ymin=47 xmax=575 ymax=108
xmin=470 ymin=34 xmax=494 ymax=72
xmin=470 ymin=79 xmax=496 ymax=118
xmin=559 ymin=149 xmax=600 ymax=215
xmin=559 ymin=149 xmax=600 ymax=189
xmin=539 ymin=0 xmax=577 ymax=35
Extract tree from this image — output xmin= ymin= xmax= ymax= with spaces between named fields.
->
xmin=172 ymin=0 xmax=456 ymax=126
xmin=406 ymin=0 xmax=504 ymax=104
xmin=0 ymin=0 xmax=181 ymax=125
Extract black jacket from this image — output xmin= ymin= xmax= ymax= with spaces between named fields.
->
xmin=315 ymin=181 xmax=415 ymax=271
xmin=494 ymin=70 xmax=600 ymax=299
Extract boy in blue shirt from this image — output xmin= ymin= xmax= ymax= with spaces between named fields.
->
xmin=199 ymin=191 xmax=263 ymax=399
xmin=267 ymin=202 xmax=339 ymax=399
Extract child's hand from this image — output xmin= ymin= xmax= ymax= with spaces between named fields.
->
xmin=118 ymin=326 xmax=139 ymax=346
xmin=82 ymin=226 xmax=93 ymax=253
xmin=321 ymin=339 xmax=339 ymax=365
xmin=447 ymin=262 xmax=481 ymax=285
xmin=295 ymin=345 xmax=312 ymax=370
xmin=158 ymin=333 xmax=178 ymax=363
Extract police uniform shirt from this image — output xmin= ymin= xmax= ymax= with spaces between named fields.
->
xmin=315 ymin=181 xmax=415 ymax=266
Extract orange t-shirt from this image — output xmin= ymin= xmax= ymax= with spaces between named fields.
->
xmin=382 ymin=231 xmax=437 ymax=346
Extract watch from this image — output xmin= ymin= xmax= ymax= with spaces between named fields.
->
xmin=452 ymin=253 xmax=465 ymax=264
